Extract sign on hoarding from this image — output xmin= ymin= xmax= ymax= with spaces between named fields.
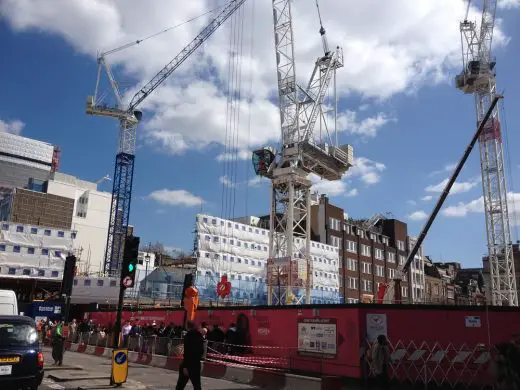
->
xmin=366 ymin=313 xmax=388 ymax=342
xmin=465 ymin=316 xmax=481 ymax=328
xmin=297 ymin=318 xmax=337 ymax=359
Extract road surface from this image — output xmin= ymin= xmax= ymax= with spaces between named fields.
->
xmin=40 ymin=348 xmax=259 ymax=390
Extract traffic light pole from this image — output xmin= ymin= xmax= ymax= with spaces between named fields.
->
xmin=112 ymin=278 xmax=126 ymax=350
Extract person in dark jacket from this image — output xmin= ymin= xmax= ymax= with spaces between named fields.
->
xmin=175 ymin=321 xmax=204 ymax=390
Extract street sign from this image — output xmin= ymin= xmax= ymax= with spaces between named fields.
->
xmin=122 ymin=277 xmax=133 ymax=288
xmin=111 ymin=349 xmax=128 ymax=385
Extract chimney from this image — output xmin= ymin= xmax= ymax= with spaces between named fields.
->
xmin=319 ymin=194 xmax=329 ymax=205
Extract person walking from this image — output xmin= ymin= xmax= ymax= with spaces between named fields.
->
xmin=51 ymin=320 xmax=64 ymax=366
xmin=372 ymin=334 xmax=391 ymax=390
xmin=175 ymin=321 xmax=204 ymax=390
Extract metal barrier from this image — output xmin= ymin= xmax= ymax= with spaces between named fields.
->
xmin=363 ymin=338 xmax=520 ymax=389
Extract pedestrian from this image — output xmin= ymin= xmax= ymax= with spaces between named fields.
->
xmin=175 ymin=321 xmax=204 ymax=390
xmin=372 ymin=334 xmax=391 ymax=390
xmin=52 ymin=320 xmax=65 ymax=366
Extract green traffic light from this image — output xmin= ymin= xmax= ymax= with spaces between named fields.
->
xmin=128 ymin=264 xmax=134 ymax=272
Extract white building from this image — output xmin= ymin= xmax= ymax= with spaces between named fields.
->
xmin=46 ymin=172 xmax=111 ymax=275
xmin=194 ymin=213 xmax=340 ymax=304
xmin=0 ymin=221 xmax=73 ymax=280
xmin=71 ymin=276 xmax=120 ymax=305
xmin=407 ymin=236 xmax=426 ymax=303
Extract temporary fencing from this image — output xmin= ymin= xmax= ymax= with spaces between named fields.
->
xmin=363 ymin=338 xmax=519 ymax=389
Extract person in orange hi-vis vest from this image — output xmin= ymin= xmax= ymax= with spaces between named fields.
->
xmin=183 ymin=286 xmax=199 ymax=322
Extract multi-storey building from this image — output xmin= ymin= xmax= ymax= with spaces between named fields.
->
xmin=193 ymin=213 xmax=341 ymax=305
xmin=407 ymin=236 xmax=426 ymax=302
xmin=424 ymin=256 xmax=455 ymax=304
xmin=0 ymin=132 xmax=59 ymax=200
xmin=310 ymin=195 xmax=427 ymax=303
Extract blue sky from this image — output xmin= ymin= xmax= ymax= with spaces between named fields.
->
xmin=0 ymin=0 xmax=519 ymax=267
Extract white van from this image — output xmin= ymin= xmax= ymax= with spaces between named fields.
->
xmin=0 ymin=289 xmax=18 ymax=315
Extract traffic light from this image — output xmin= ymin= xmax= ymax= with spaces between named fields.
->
xmin=121 ymin=235 xmax=140 ymax=289
xmin=61 ymin=255 xmax=77 ymax=296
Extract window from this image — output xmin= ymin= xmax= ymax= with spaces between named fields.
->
xmin=402 ymin=286 xmax=408 ymax=297
xmin=23 ymin=269 xmax=31 ymax=276
xmin=375 ymin=248 xmax=384 ymax=260
xmin=55 ymin=251 xmax=61 ymax=258
xmin=13 ymin=246 xmax=21 ymax=253
xmin=213 ymin=237 xmax=218 ymax=243
xmin=382 ymin=237 xmax=389 ymax=246
xmin=44 ymin=230 xmax=51 ymax=236
xmin=347 ymin=258 xmax=357 ymax=271
xmin=399 ymin=255 xmax=406 ymax=265
xmin=84 ymin=280 xmax=91 ymax=286
xmin=0 ymin=245 xmax=5 ymax=252
xmin=329 ymin=235 xmax=341 ymax=248
xmin=73 ymin=280 xmax=78 ymax=286
xmin=348 ymin=277 xmax=358 ymax=289
xmin=388 ymin=268 xmax=396 ymax=279
xmin=358 ymin=229 xmax=365 ymax=239
xmin=97 ymin=280 xmax=104 ymax=287
xmin=16 ymin=225 xmax=24 ymax=233
xmin=203 ymin=217 xmax=208 ymax=223
xmin=28 ymin=247 xmax=35 ymax=255
xmin=30 ymin=227 xmax=38 ymax=234
xmin=110 ymin=280 xmax=117 ymax=287
xmin=57 ymin=231 xmax=64 ymax=238
xmin=8 ymin=268 xmax=16 ymax=275
xmin=361 ymin=244 xmax=371 ymax=257
xmin=42 ymin=249 xmax=49 ymax=256
xmin=51 ymin=271 xmax=59 ymax=278
xmin=362 ymin=262 xmax=372 ymax=274
xmin=1 ymin=223 xmax=8 ymax=230
xmin=71 ymin=232 xmax=77 ymax=239
xmin=346 ymin=240 xmax=357 ymax=253
xmin=387 ymin=252 xmax=396 ymax=263
xmin=328 ymin=217 xmax=341 ymax=231
xmin=76 ymin=211 xmax=87 ymax=218
xmin=370 ymin=233 xmax=377 ymax=241
xmin=397 ymin=240 xmax=405 ymax=251
xmin=38 ymin=270 xmax=45 ymax=277
xmin=375 ymin=265 xmax=385 ymax=277
xmin=362 ymin=279 xmax=372 ymax=292
xmin=211 ymin=219 xmax=216 ymax=225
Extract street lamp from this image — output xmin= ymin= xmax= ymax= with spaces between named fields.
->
xmin=145 ymin=251 xmax=151 ymax=298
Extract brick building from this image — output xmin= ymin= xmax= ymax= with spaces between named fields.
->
xmin=310 ymin=195 xmax=422 ymax=303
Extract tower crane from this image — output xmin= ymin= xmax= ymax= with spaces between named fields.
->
xmin=455 ymin=0 xmax=517 ymax=306
xmin=86 ymin=0 xmax=247 ymax=276
xmin=252 ymin=0 xmax=354 ymax=305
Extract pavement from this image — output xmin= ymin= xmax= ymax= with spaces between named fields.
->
xmin=40 ymin=347 xmax=261 ymax=390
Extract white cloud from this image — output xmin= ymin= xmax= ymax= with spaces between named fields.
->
xmin=0 ymin=118 xmax=24 ymax=135
xmin=0 ymin=0 xmax=507 ymax=154
xmin=148 ymin=189 xmax=204 ymax=207
xmin=421 ymin=195 xmax=433 ymax=201
xmin=310 ymin=174 xmax=358 ymax=197
xmin=336 ymin=110 xmax=394 ymax=137
xmin=248 ymin=176 xmax=268 ymax=187
xmin=408 ymin=210 xmax=428 ymax=221
xmin=345 ymin=157 xmax=386 ymax=185
xmin=499 ymin=0 xmax=520 ymax=9
xmin=425 ymin=176 xmax=480 ymax=194
xmin=219 ymin=175 xmax=235 ymax=188
xmin=216 ymin=149 xmax=251 ymax=162
xmin=428 ymin=162 xmax=456 ymax=177
xmin=442 ymin=192 xmax=520 ymax=224
xmin=407 ymin=200 xmax=417 ymax=206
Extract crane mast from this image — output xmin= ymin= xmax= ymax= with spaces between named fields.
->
xmin=85 ymin=0 xmax=247 ymax=276
xmin=455 ymin=0 xmax=518 ymax=306
xmin=253 ymin=0 xmax=353 ymax=305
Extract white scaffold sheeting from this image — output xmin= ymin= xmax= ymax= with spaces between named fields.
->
xmin=0 ymin=132 xmax=54 ymax=165
xmin=0 ymin=222 xmax=72 ymax=271
xmin=195 ymin=214 xmax=340 ymax=292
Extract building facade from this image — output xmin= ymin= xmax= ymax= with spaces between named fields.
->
xmin=0 ymin=132 xmax=58 ymax=199
xmin=407 ymin=236 xmax=426 ymax=302
xmin=310 ymin=195 xmax=427 ymax=303
xmin=194 ymin=213 xmax=341 ymax=305
xmin=45 ymin=172 xmax=111 ymax=275
xmin=0 ymin=221 xmax=73 ymax=281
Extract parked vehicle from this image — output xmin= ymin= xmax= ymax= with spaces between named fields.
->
xmin=0 ymin=315 xmax=44 ymax=390
xmin=0 ymin=291 xmax=18 ymax=316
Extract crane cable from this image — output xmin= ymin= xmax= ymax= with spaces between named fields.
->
xmin=99 ymin=4 xmax=227 ymax=57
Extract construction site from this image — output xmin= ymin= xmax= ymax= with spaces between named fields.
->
xmin=1 ymin=0 xmax=520 ymax=387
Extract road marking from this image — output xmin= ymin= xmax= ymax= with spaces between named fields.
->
xmin=48 ymin=384 xmax=65 ymax=390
